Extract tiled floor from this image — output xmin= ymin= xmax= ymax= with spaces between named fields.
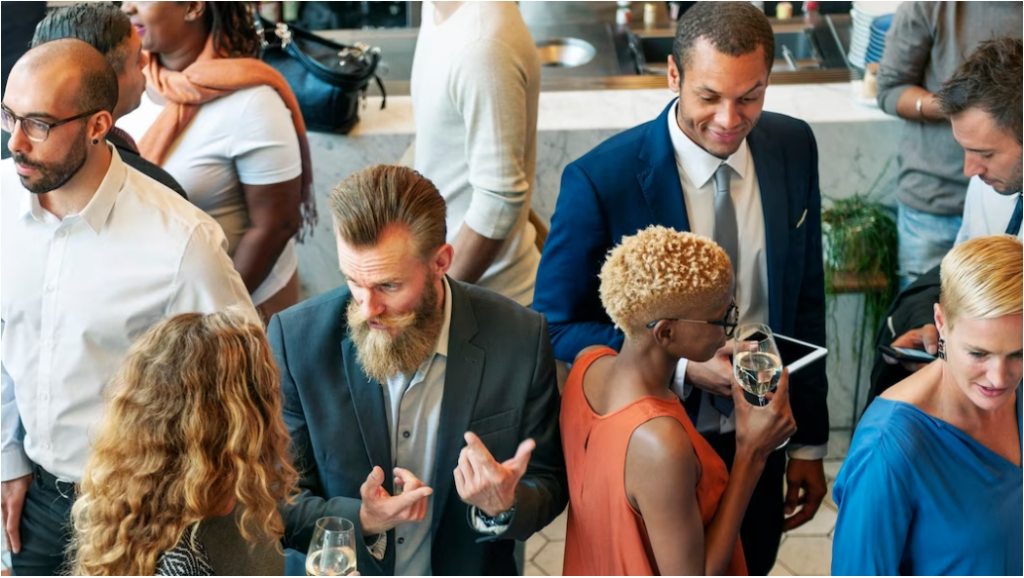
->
xmin=524 ymin=459 xmax=845 ymax=576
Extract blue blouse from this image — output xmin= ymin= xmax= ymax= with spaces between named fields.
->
xmin=832 ymin=392 xmax=1023 ymax=576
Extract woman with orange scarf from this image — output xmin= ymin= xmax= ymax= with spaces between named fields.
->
xmin=119 ymin=1 xmax=316 ymax=322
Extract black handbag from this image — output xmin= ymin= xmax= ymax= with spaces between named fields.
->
xmin=256 ymin=17 xmax=385 ymax=134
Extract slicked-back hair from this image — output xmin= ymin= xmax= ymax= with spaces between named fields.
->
xmin=937 ymin=37 xmax=1023 ymax=144
xmin=329 ymin=165 xmax=448 ymax=260
xmin=672 ymin=1 xmax=774 ymax=80
xmin=32 ymin=2 xmax=133 ymax=74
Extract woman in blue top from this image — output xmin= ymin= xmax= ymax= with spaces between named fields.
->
xmin=832 ymin=235 xmax=1023 ymax=576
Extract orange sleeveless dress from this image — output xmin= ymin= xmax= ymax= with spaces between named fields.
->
xmin=560 ymin=347 xmax=747 ymax=576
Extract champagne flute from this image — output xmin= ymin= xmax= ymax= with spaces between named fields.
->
xmin=306 ymin=517 xmax=357 ymax=576
xmin=733 ymin=323 xmax=783 ymax=407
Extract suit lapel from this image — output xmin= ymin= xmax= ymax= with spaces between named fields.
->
xmin=341 ymin=337 xmax=393 ymax=488
xmin=638 ymin=99 xmax=691 ymax=233
xmin=430 ymin=279 xmax=485 ymax=536
xmin=748 ymin=125 xmax=787 ymax=329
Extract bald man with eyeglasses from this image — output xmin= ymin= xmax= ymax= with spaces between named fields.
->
xmin=1 ymin=39 xmax=254 ymax=576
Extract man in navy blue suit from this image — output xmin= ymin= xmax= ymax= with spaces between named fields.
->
xmin=534 ymin=3 xmax=828 ymax=574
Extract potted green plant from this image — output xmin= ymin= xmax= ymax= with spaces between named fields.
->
xmin=822 ymin=160 xmax=898 ymax=342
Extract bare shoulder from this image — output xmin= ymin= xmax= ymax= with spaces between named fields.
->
xmin=880 ymin=362 xmax=939 ymax=407
xmin=628 ymin=416 xmax=694 ymax=465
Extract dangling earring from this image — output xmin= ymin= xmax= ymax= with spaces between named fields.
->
xmin=937 ymin=338 xmax=946 ymax=360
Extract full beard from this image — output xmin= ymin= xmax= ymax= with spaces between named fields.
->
xmin=346 ymin=280 xmax=444 ymax=384
xmin=12 ymin=127 xmax=89 ymax=194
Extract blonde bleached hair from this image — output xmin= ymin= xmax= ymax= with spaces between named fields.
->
xmin=70 ymin=309 xmax=299 ymax=576
xmin=600 ymin=226 xmax=733 ymax=338
xmin=940 ymin=235 xmax=1023 ymax=329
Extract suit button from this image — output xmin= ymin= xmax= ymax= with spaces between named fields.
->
xmin=397 ymin=537 xmax=405 ymax=545
xmin=402 ymin=431 xmax=411 ymax=439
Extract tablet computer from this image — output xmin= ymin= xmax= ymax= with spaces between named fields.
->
xmin=743 ymin=330 xmax=828 ymax=374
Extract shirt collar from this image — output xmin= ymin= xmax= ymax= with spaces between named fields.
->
xmin=79 ymin=146 xmax=127 ymax=234
xmin=435 ymin=276 xmax=453 ymax=358
xmin=667 ymin=100 xmax=750 ymax=188
xmin=16 ymin=145 xmax=127 ymax=233
xmin=406 ymin=276 xmax=454 ymax=383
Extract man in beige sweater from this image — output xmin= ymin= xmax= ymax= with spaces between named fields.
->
xmin=411 ymin=1 xmax=541 ymax=307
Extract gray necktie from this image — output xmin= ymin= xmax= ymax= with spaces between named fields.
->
xmin=711 ymin=163 xmax=737 ymax=417
xmin=713 ymin=163 xmax=739 ymax=276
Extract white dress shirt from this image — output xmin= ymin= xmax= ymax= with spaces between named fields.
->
xmin=666 ymin=103 xmax=825 ymax=460
xmin=954 ymin=177 xmax=1023 ymax=244
xmin=1 ymin=148 xmax=256 ymax=482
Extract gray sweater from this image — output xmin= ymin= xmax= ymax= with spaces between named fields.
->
xmin=876 ymin=1 xmax=1022 ymax=215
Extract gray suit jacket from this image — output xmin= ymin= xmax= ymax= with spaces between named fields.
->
xmin=268 ymin=278 xmax=567 ymax=576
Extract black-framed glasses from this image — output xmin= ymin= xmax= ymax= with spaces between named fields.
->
xmin=646 ymin=302 xmax=740 ymax=337
xmin=1 ymin=105 xmax=100 ymax=143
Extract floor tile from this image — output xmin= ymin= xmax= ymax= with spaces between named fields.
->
xmin=787 ymin=502 xmax=838 ymax=537
xmin=823 ymin=459 xmax=844 ymax=481
xmin=533 ymin=540 xmax=566 ymax=577
xmin=776 ymin=536 xmax=833 ymax=576
xmin=769 ymin=562 xmax=795 ymax=576
xmin=526 ymin=533 xmax=549 ymax=562
xmin=524 ymin=562 xmax=546 ymax=576
xmin=823 ymin=478 xmax=838 ymax=511
xmin=540 ymin=509 xmax=568 ymax=542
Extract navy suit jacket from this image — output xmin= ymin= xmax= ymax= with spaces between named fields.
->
xmin=269 ymin=278 xmax=567 ymax=576
xmin=533 ymin=99 xmax=829 ymax=447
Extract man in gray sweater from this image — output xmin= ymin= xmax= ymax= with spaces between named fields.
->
xmin=876 ymin=1 xmax=1021 ymax=288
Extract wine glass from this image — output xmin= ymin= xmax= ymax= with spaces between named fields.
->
xmin=733 ymin=323 xmax=783 ymax=407
xmin=306 ymin=517 xmax=357 ymax=576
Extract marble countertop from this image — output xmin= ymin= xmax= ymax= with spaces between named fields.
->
xmin=347 ymin=81 xmax=894 ymax=136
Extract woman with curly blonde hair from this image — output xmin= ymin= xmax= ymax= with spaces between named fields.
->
xmin=69 ymin=309 xmax=299 ymax=576
xmin=560 ymin=226 xmax=797 ymax=576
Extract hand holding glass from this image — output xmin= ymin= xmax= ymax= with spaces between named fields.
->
xmin=733 ymin=323 xmax=784 ymax=407
xmin=306 ymin=517 xmax=357 ymax=576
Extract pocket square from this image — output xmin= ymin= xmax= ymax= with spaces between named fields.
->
xmin=795 ymin=208 xmax=807 ymax=228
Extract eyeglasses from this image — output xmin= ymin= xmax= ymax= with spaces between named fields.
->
xmin=1 ymin=105 xmax=100 ymax=143
xmin=646 ymin=302 xmax=740 ymax=338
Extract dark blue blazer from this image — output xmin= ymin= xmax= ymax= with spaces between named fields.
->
xmin=533 ymin=99 xmax=829 ymax=446
xmin=269 ymin=278 xmax=567 ymax=575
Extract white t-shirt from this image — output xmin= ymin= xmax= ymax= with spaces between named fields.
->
xmin=955 ymin=176 xmax=1023 ymax=244
xmin=411 ymin=1 xmax=541 ymax=306
xmin=119 ymin=85 xmax=302 ymax=305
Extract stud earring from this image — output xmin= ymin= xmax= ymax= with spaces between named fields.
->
xmin=937 ymin=338 xmax=946 ymax=360
xmin=92 ymin=139 xmax=99 ymax=145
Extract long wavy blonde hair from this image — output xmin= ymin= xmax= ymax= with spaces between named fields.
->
xmin=70 ymin=309 xmax=299 ymax=576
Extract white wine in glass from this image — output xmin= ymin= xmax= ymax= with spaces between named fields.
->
xmin=733 ymin=324 xmax=783 ymax=407
xmin=306 ymin=517 xmax=357 ymax=576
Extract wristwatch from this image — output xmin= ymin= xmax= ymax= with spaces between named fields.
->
xmin=470 ymin=502 xmax=516 ymax=528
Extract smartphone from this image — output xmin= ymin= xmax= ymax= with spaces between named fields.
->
xmin=877 ymin=344 xmax=937 ymax=363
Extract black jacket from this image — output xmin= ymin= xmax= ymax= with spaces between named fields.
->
xmin=869 ymin=264 xmax=940 ymax=401
xmin=107 ymin=131 xmax=188 ymax=199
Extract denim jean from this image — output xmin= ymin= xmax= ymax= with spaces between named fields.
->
xmin=897 ymin=202 xmax=963 ymax=290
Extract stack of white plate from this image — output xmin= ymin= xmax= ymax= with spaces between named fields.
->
xmin=848 ymin=1 xmax=901 ymax=69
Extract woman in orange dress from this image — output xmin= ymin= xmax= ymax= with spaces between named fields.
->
xmin=561 ymin=226 xmax=796 ymax=576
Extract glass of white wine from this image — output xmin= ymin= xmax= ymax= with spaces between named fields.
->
xmin=306 ymin=517 xmax=357 ymax=576
xmin=733 ymin=323 xmax=783 ymax=407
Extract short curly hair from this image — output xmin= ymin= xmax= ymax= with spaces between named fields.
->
xmin=600 ymin=226 xmax=733 ymax=338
